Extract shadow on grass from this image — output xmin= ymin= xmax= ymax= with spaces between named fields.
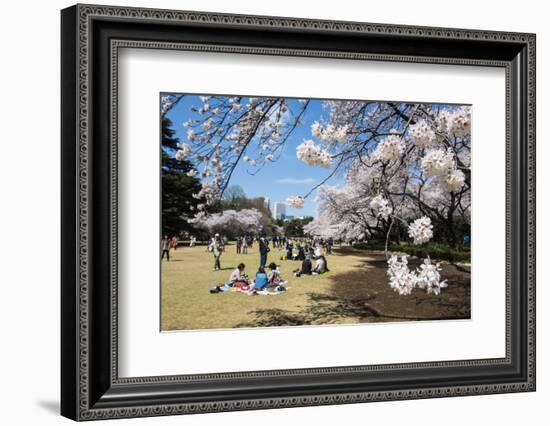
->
xmin=235 ymin=250 xmax=471 ymax=328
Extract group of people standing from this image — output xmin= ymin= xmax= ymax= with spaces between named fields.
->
xmin=235 ymin=235 xmax=252 ymax=255
xmin=210 ymin=233 xmax=272 ymax=271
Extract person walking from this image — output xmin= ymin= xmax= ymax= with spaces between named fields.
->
xmin=161 ymin=235 xmax=171 ymax=261
xmin=259 ymin=234 xmax=270 ymax=268
xmin=210 ymin=233 xmax=223 ymax=271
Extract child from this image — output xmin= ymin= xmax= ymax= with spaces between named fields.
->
xmin=267 ymin=262 xmax=287 ymax=286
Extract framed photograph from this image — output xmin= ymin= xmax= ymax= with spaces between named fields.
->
xmin=61 ymin=4 xmax=536 ymax=421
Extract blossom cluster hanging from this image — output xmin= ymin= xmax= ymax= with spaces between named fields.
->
xmin=408 ymin=119 xmax=437 ymax=148
xmin=175 ymin=144 xmax=192 ymax=161
xmin=421 ymin=148 xmax=465 ymax=193
xmin=437 ymin=106 xmax=471 ymax=137
xmin=369 ymin=195 xmax=392 ymax=219
xmin=286 ymin=196 xmax=305 ymax=208
xmin=296 ymin=139 xmax=333 ymax=168
xmin=387 ymin=255 xmax=448 ymax=296
xmin=311 ymin=121 xmax=349 ymax=143
xmin=407 ymin=216 xmax=434 ymax=245
xmin=372 ymin=134 xmax=404 ymax=162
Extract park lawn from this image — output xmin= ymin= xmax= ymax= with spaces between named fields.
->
xmin=161 ymin=243 xmax=363 ymax=330
xmin=161 ymin=243 xmax=471 ymax=331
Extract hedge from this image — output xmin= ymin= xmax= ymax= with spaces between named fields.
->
xmin=352 ymin=241 xmax=470 ymax=263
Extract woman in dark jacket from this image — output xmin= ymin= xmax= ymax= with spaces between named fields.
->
xmin=286 ymin=243 xmax=293 ymax=261
xmin=296 ymin=245 xmax=306 ymax=261
xmin=293 ymin=256 xmax=312 ymax=277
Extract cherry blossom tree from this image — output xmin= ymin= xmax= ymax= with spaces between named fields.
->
xmin=189 ymin=208 xmax=263 ymax=238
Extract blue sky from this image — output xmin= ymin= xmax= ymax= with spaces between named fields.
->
xmin=165 ymin=95 xmax=346 ymax=218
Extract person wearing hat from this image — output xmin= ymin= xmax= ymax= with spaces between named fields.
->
xmin=210 ymin=233 xmax=223 ymax=271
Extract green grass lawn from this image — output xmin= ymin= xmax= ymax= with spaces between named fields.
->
xmin=161 ymin=243 xmax=471 ymax=331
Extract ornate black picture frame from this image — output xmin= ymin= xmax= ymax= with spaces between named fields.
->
xmin=61 ymin=4 xmax=536 ymax=421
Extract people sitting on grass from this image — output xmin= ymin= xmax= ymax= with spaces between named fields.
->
xmin=294 ymin=245 xmax=306 ymax=261
xmin=210 ymin=262 xmax=288 ymax=295
xmin=254 ymin=266 xmax=269 ymax=290
xmin=293 ymin=255 xmax=312 ymax=277
xmin=229 ymin=262 xmax=247 ymax=286
xmin=312 ymin=254 xmax=329 ymax=275
xmin=267 ymin=262 xmax=288 ymax=286
xmin=286 ymin=242 xmax=293 ymax=261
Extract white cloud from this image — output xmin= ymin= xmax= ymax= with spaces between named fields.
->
xmin=275 ymin=177 xmax=316 ymax=185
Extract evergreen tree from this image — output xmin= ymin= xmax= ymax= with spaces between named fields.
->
xmin=161 ymin=117 xmax=202 ymax=237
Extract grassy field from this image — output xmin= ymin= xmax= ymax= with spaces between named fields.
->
xmin=161 ymin=243 xmax=471 ymax=331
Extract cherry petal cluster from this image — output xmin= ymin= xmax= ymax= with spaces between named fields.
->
xmin=286 ymin=196 xmax=305 ymax=208
xmin=407 ymin=216 xmax=434 ymax=245
xmin=415 ymin=258 xmax=448 ymax=295
xmin=369 ymin=195 xmax=392 ymax=219
xmin=421 ymin=148 xmax=455 ymax=177
xmin=296 ymin=139 xmax=333 ymax=168
xmin=440 ymin=169 xmax=466 ymax=192
xmin=372 ymin=134 xmax=404 ymax=162
xmin=408 ymin=119 xmax=437 ymax=148
xmin=387 ymin=255 xmax=447 ymax=296
xmin=175 ymin=144 xmax=192 ymax=161
xmin=421 ymin=148 xmax=465 ymax=193
xmin=387 ymin=255 xmax=416 ymax=296
xmin=437 ymin=106 xmax=471 ymax=138
xmin=311 ymin=121 xmax=349 ymax=143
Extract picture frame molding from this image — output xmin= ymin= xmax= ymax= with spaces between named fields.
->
xmin=61 ymin=3 xmax=536 ymax=421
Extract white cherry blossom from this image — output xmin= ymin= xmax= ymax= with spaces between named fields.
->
xmin=373 ymin=134 xmax=404 ymax=162
xmin=369 ymin=195 xmax=392 ymax=219
xmin=408 ymin=216 xmax=434 ymax=245
xmin=286 ymin=196 xmax=304 ymax=208
xmin=296 ymin=139 xmax=333 ymax=168
xmin=408 ymin=119 xmax=437 ymax=148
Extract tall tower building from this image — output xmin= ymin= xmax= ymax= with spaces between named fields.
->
xmin=272 ymin=202 xmax=287 ymax=220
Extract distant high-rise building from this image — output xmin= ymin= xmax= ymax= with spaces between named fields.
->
xmin=264 ymin=197 xmax=270 ymax=211
xmin=272 ymin=202 xmax=287 ymax=220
